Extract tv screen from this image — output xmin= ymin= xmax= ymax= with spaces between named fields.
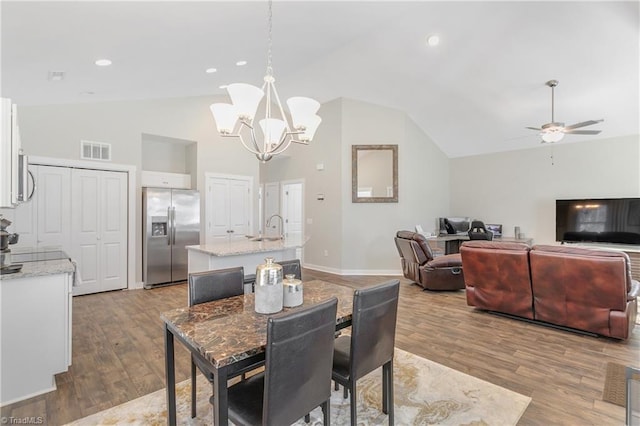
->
xmin=556 ymin=198 xmax=640 ymax=245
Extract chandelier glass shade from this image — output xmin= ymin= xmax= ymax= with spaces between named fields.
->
xmin=209 ymin=1 xmax=321 ymax=162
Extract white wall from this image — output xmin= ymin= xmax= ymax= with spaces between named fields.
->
xmin=262 ymin=98 xmax=450 ymax=274
xmin=340 ymin=98 xmax=450 ymax=274
xmin=450 ymin=135 xmax=640 ymax=244
xmin=18 ymin=95 xmax=261 ymax=285
xmin=261 ymin=98 xmax=344 ymax=271
xmin=141 ymin=133 xmax=193 ymax=174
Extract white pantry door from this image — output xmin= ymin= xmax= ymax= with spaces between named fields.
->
xmin=205 ymin=175 xmax=251 ymax=243
xmin=71 ymin=168 xmax=127 ymax=296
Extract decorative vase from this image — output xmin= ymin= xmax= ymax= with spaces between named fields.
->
xmin=255 ymin=257 xmax=283 ymax=314
xmin=283 ymin=274 xmax=303 ymax=307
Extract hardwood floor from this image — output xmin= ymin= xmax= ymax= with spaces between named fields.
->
xmin=2 ymin=270 xmax=638 ymax=425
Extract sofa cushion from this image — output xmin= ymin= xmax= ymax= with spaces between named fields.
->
xmin=530 ymin=245 xmax=632 ymax=339
xmin=532 ymin=245 xmax=634 ymax=293
xmin=460 ymin=241 xmax=534 ymax=319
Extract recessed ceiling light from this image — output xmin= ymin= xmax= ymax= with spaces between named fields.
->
xmin=206 ymin=68 xmax=218 ymax=74
xmin=95 ymin=59 xmax=112 ymax=67
xmin=236 ymin=60 xmax=247 ymax=66
xmin=426 ymin=35 xmax=440 ymax=47
xmin=219 ymin=84 xmax=228 ymax=89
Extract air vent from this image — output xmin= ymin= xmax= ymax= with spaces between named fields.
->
xmin=48 ymin=71 xmax=65 ymax=81
xmin=80 ymin=140 xmax=111 ymax=161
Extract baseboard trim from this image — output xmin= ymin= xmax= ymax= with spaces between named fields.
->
xmin=0 ymin=383 xmax=57 ymax=407
xmin=129 ymin=281 xmax=144 ymax=290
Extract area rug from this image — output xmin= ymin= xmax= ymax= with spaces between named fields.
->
xmin=66 ymin=348 xmax=531 ymax=425
xmin=602 ymin=362 xmax=628 ymax=407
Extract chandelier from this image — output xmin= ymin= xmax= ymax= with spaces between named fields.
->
xmin=209 ymin=0 xmax=321 ymax=162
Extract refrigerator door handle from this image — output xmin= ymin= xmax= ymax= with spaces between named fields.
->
xmin=172 ymin=206 xmax=177 ymax=245
xmin=167 ymin=206 xmax=172 ymax=245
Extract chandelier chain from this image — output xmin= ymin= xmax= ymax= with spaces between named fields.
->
xmin=266 ymin=0 xmax=273 ymax=76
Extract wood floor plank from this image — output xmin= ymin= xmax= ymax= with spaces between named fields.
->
xmin=0 ymin=271 xmax=637 ymax=425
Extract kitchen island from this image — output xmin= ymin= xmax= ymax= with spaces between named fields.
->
xmin=187 ymin=236 xmax=308 ymax=288
xmin=0 ymin=252 xmax=74 ymax=405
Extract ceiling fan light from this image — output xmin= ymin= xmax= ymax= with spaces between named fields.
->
xmin=542 ymin=131 xmax=564 ymax=143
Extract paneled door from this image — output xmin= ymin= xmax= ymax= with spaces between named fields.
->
xmin=282 ymin=181 xmax=303 ymax=237
xmin=205 ymin=175 xmax=251 ymax=243
xmin=264 ymin=182 xmax=280 ymax=234
xmin=71 ymin=168 xmax=127 ymax=296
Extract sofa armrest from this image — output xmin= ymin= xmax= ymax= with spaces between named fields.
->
xmin=427 ymin=253 xmax=462 ymax=268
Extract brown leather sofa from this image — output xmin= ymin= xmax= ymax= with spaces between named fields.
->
xmin=460 ymin=241 xmax=639 ymax=339
xmin=394 ymin=231 xmax=465 ymax=290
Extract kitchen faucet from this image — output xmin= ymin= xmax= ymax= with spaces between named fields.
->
xmin=266 ymin=214 xmax=284 ymax=239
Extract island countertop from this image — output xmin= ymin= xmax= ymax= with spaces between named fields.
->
xmin=187 ymin=235 xmax=309 ymax=257
xmin=1 ymin=249 xmax=74 ymax=280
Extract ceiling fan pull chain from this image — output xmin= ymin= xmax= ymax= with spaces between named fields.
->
xmin=550 ymin=84 xmax=555 ymax=122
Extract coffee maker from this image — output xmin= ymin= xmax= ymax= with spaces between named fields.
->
xmin=0 ymin=217 xmax=19 ymax=270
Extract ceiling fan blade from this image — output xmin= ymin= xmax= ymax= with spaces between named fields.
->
xmin=564 ymin=119 xmax=604 ymax=130
xmin=525 ymin=126 xmax=542 ymax=131
xmin=564 ymin=129 xmax=601 ymax=135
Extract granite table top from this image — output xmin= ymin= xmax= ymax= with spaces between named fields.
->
xmin=161 ymin=280 xmax=354 ymax=369
xmin=186 ymin=235 xmax=309 ymax=257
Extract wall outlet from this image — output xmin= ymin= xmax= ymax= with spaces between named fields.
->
xmin=323 ymin=249 xmax=329 ymax=257
xmin=306 ymin=218 xmax=313 ymax=225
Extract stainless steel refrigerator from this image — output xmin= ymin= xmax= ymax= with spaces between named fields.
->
xmin=142 ymin=188 xmax=200 ymax=288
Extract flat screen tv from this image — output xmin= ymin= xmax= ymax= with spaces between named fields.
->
xmin=556 ymin=198 xmax=640 ymax=245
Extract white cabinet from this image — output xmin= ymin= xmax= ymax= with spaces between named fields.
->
xmin=206 ymin=176 xmax=251 ymax=243
xmin=0 ymin=98 xmax=23 ymax=208
xmin=0 ymin=164 xmax=71 ymax=251
xmin=141 ymin=170 xmax=191 ymax=189
xmin=0 ymin=272 xmax=72 ymax=405
xmin=71 ymin=168 xmax=128 ymax=296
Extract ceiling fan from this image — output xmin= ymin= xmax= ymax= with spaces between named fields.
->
xmin=526 ymin=79 xmax=603 ymax=143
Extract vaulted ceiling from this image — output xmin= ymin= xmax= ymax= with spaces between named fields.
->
xmin=2 ymin=1 xmax=638 ymax=157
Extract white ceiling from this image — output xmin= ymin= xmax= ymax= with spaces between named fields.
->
xmin=1 ymin=1 xmax=638 ymax=157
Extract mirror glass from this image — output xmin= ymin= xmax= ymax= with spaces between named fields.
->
xmin=352 ymin=144 xmax=398 ymax=203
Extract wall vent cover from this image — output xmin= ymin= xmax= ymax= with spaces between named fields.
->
xmin=80 ymin=140 xmax=111 ymax=161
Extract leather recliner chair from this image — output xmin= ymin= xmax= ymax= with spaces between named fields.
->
xmin=394 ymin=230 xmax=465 ymax=290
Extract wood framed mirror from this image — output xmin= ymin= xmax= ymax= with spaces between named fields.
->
xmin=352 ymin=144 xmax=398 ymax=203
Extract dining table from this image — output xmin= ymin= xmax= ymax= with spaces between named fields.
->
xmin=161 ymin=279 xmax=356 ymax=425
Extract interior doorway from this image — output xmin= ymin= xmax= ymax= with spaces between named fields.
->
xmin=281 ymin=180 xmax=304 ymax=238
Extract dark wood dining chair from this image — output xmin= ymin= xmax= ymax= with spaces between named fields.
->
xmin=278 ymin=258 xmax=302 ymax=279
xmin=333 ymin=279 xmax=400 ymax=425
xmin=187 ymin=267 xmax=245 ymax=418
xmin=225 ymin=297 xmax=338 ymax=426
